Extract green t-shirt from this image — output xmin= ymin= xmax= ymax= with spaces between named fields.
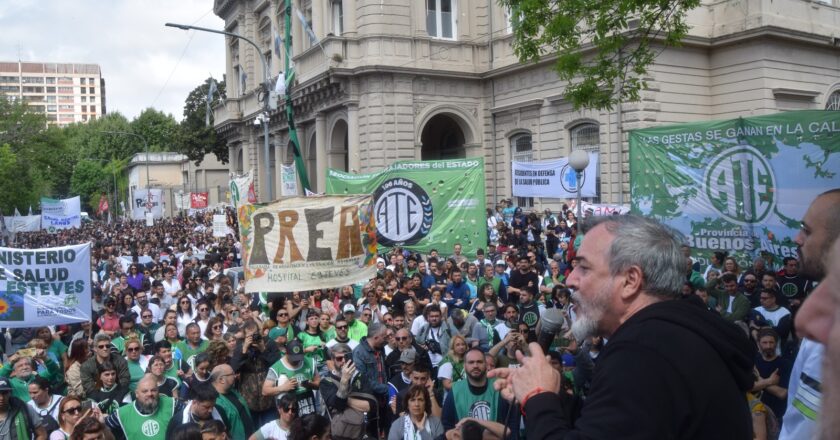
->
xmin=347 ymin=320 xmax=368 ymax=342
xmin=296 ymin=332 xmax=326 ymax=365
xmin=174 ymin=340 xmax=209 ymax=370
xmin=127 ymin=358 xmax=149 ymax=391
xmin=452 ymin=378 xmax=499 ymax=422
xmin=267 ymin=357 xmax=317 ymax=415
xmin=115 ymin=395 xmax=174 ymax=440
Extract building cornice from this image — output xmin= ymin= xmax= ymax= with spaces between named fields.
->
xmin=490 ymin=98 xmax=544 ymax=115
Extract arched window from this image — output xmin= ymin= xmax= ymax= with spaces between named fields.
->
xmin=826 ymin=90 xmax=840 ymax=110
xmin=569 ymin=123 xmax=601 ymax=202
xmin=510 ymin=132 xmax=534 ymax=208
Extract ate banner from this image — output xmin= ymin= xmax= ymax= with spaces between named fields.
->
xmin=325 ymin=159 xmax=487 ymax=256
xmin=630 ymin=110 xmax=840 ymax=268
xmin=238 ymin=195 xmax=377 ymax=292
xmin=190 ymin=192 xmax=209 ymax=209
xmin=0 ymin=243 xmax=92 ymax=327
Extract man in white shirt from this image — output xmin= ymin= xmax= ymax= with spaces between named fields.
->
xmin=132 ymin=290 xmax=162 ymax=323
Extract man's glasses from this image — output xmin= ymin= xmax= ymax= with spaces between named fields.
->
xmin=199 ymin=308 xmax=208 ymax=312
xmin=334 ymin=356 xmax=345 ymax=362
xmin=278 ymin=313 xmax=289 ymax=317
xmin=97 ymin=344 xmax=110 ymax=350
xmin=282 ymin=406 xmax=297 ymax=413
xmin=142 ymin=314 xmax=152 ymax=318
xmin=395 ymin=336 xmax=409 ymax=341
xmin=336 ymin=325 xmax=348 ymax=330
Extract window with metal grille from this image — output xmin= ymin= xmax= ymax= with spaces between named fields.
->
xmin=511 ymin=133 xmax=534 ymax=208
xmin=826 ymin=91 xmax=840 ymax=110
xmin=570 ymin=123 xmax=601 ymax=203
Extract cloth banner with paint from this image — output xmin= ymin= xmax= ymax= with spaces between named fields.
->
xmin=131 ymin=189 xmax=164 ymax=220
xmin=230 ymin=170 xmax=258 ymax=209
xmin=40 ymin=196 xmax=82 ymax=231
xmin=5 ymin=215 xmax=40 ymax=233
xmin=281 ymin=164 xmax=298 ymax=196
xmin=238 ymin=195 xmax=377 ymax=292
xmin=325 ymin=159 xmax=487 ymax=256
xmin=511 ymin=153 xmax=598 ymax=198
xmin=190 ymin=192 xmax=209 ymax=209
xmin=0 ymin=243 xmax=92 ymax=327
xmin=629 ymin=110 xmax=840 ymax=268
xmin=581 ymin=202 xmax=630 ymax=217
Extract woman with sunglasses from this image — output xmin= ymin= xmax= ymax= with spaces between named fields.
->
xmin=123 ymin=338 xmax=149 ymax=392
xmin=176 ymin=293 xmax=196 ymax=336
xmin=51 ymin=395 xmax=87 ymax=440
xmin=203 ymin=316 xmax=226 ymax=342
xmin=126 ymin=265 xmax=144 ymax=292
xmin=249 ymin=393 xmax=297 ymax=440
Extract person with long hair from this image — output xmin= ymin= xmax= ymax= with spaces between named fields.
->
xmin=87 ymin=362 xmax=127 ymax=416
xmin=288 ymin=412 xmax=330 ymax=440
xmin=469 ymin=284 xmax=503 ymax=321
xmin=65 ymin=339 xmax=89 ymax=397
xmin=68 ymin=416 xmax=114 ymax=440
xmin=437 ymin=335 xmax=467 ymax=391
xmin=146 ymin=355 xmax=179 ymax=399
xmin=388 ymin=384 xmax=445 ymax=440
xmin=51 ymin=395 xmax=86 ymax=440
xmin=194 ymin=299 xmax=213 ymax=336
xmin=298 ymin=310 xmax=326 ymax=365
xmin=115 ymin=291 xmax=135 ymax=317
xmin=176 ymin=294 xmax=196 ymax=336
xmin=203 ymin=316 xmax=226 ymax=342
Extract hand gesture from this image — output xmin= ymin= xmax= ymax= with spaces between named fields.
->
xmin=488 ymin=342 xmax=560 ymax=403
xmin=768 ymin=369 xmax=780 ymax=386
xmin=341 ymin=360 xmax=357 ymax=381
xmin=284 ymin=378 xmax=299 ymax=392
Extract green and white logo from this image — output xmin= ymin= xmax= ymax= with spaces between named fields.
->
xmin=704 ymin=145 xmax=776 ymax=225
xmin=141 ymin=419 xmax=160 ymax=437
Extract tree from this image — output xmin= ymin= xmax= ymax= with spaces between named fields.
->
xmin=176 ymin=77 xmax=228 ymax=165
xmin=130 ymin=108 xmax=179 ymax=152
xmin=500 ymin=0 xmax=701 ymax=110
xmin=69 ymin=160 xmax=110 ymax=211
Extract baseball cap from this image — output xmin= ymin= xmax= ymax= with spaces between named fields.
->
xmin=399 ymin=349 xmax=417 ymax=364
xmin=285 ymin=339 xmax=305 ymax=363
xmin=0 ymin=377 xmax=11 ymax=391
xmin=495 ymin=259 xmax=506 ymax=266
xmin=268 ymin=327 xmax=288 ymax=340
xmin=342 ymin=303 xmax=356 ymax=314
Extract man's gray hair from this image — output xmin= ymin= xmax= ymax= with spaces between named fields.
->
xmin=94 ymin=332 xmax=112 ymax=344
xmin=582 ymin=215 xmax=685 ymax=299
xmin=367 ymin=322 xmax=386 ymax=338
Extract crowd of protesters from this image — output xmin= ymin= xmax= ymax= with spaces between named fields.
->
xmin=0 ymin=198 xmax=824 ymax=440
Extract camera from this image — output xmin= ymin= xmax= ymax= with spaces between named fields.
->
xmin=426 ymin=340 xmax=442 ymax=355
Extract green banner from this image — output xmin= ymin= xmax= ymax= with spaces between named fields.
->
xmin=325 ymin=159 xmax=487 ymax=256
xmin=630 ymin=110 xmax=840 ymax=268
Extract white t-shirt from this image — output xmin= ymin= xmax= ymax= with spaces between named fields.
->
xmin=162 ymin=278 xmax=182 ymax=296
xmin=255 ymin=420 xmax=289 ymax=440
xmin=438 ymin=362 xmax=455 ymax=380
xmin=132 ymin=303 xmax=162 ymax=324
xmin=754 ymin=306 xmax=791 ymax=327
xmin=27 ymin=394 xmax=63 ymax=421
xmin=779 ymin=339 xmax=823 ymax=440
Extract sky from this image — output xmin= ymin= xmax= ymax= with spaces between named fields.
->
xmin=0 ymin=1 xmax=226 ymax=121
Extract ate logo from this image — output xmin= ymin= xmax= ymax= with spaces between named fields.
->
xmin=704 ymin=145 xmax=776 ymax=225
xmin=141 ymin=419 xmax=160 ymax=437
xmin=468 ymin=400 xmax=492 ymax=421
xmin=373 ymin=178 xmax=433 ymax=246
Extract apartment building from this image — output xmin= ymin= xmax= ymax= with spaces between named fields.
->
xmin=0 ymin=61 xmax=106 ymax=126
xmin=212 ymin=0 xmax=840 ymax=206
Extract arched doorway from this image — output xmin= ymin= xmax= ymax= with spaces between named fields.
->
xmin=329 ymin=119 xmax=349 ymax=171
xmin=420 ymin=114 xmax=466 ymax=160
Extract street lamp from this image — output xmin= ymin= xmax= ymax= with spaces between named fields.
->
xmin=100 ymin=130 xmax=150 ymax=213
xmin=165 ymin=22 xmax=274 ymax=202
xmin=568 ymin=149 xmax=590 ymax=221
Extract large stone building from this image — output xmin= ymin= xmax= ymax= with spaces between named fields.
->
xmin=0 ymin=61 xmax=106 ymax=126
xmin=212 ymin=0 xmax=840 ymax=208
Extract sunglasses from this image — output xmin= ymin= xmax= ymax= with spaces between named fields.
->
xmin=395 ymin=336 xmax=409 ymax=341
xmin=334 ymin=356 xmax=345 ymax=361
xmin=282 ymin=406 xmax=297 ymax=413
xmin=97 ymin=344 xmax=110 ymax=349
xmin=180 ymin=301 xmax=190 ymax=304
xmin=63 ymin=406 xmax=82 ymax=415
xmin=212 ymin=325 xmax=222 ymax=329
xmin=336 ymin=325 xmax=348 ymax=330
xmin=199 ymin=308 xmax=208 ymax=312
xmin=142 ymin=314 xmax=152 ymax=318
xmin=126 ymin=347 xmax=141 ymax=352
xmin=278 ymin=313 xmax=289 ymax=317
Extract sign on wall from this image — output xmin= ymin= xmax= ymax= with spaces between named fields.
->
xmin=230 ymin=170 xmax=258 ymax=208
xmin=0 ymin=243 xmax=92 ymax=327
xmin=325 ymin=159 xmax=487 ymax=256
xmin=630 ymin=110 xmax=840 ymax=267
xmin=238 ymin=195 xmax=377 ymax=292
xmin=511 ymin=153 xmax=598 ymax=198
xmin=190 ymin=192 xmax=209 ymax=209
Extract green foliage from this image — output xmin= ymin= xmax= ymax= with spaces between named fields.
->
xmin=70 ymin=161 xmax=109 ymax=211
xmin=499 ymin=0 xmax=701 ymax=110
xmin=176 ymin=77 xmax=228 ymax=165
xmin=130 ymin=108 xmax=179 ymax=152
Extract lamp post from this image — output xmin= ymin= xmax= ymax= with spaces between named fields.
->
xmin=101 ymin=130 xmax=150 ymax=212
xmin=568 ymin=150 xmax=590 ymax=221
xmin=81 ymin=157 xmax=119 ymax=219
xmin=165 ymin=22 xmax=274 ymax=202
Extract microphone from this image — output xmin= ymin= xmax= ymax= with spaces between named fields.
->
xmin=538 ymin=308 xmax=566 ymax=353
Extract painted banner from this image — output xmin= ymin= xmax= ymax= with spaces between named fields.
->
xmin=511 ymin=153 xmax=598 ymax=198
xmin=97 ymin=194 xmax=109 ymax=216
xmin=5 ymin=215 xmax=41 ymax=233
xmin=238 ymin=195 xmax=377 ymax=292
xmin=132 ymin=189 xmax=164 ymax=220
xmin=174 ymin=191 xmax=190 ymax=210
xmin=213 ymin=214 xmax=228 ymax=237
xmin=281 ymin=164 xmax=298 ymax=196
xmin=0 ymin=243 xmax=92 ymax=327
xmin=629 ymin=110 xmax=840 ymax=268
xmin=581 ymin=201 xmax=630 ymax=217
xmin=230 ymin=169 xmax=258 ymax=209
xmin=41 ymin=196 xmax=82 ymax=231
xmin=190 ymin=192 xmax=209 ymax=209
xmin=325 ymin=159 xmax=487 ymax=256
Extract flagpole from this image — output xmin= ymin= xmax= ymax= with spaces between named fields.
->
xmin=285 ymin=0 xmax=312 ymax=192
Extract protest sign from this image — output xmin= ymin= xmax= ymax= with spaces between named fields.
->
xmin=581 ymin=202 xmax=630 ymax=217
xmin=281 ymin=164 xmax=298 ymax=196
xmin=40 ymin=196 xmax=81 ymax=231
xmin=213 ymin=214 xmax=228 ymax=237
xmin=239 ymin=195 xmax=377 ymax=292
xmin=230 ymin=170 xmax=258 ymax=209
xmin=630 ymin=110 xmax=840 ymax=267
xmin=0 ymin=243 xmax=91 ymax=327
xmin=512 ymin=153 xmax=598 ymax=198
xmin=132 ymin=189 xmax=164 ymax=220
xmin=5 ymin=215 xmax=40 ymax=233
xmin=191 ymin=192 xmax=209 ymax=209
xmin=325 ymin=159 xmax=487 ymax=256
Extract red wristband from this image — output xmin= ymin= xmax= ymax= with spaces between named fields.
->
xmin=519 ymin=387 xmax=547 ymax=416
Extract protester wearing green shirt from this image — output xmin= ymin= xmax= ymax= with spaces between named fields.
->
xmin=340 ymin=304 xmax=368 ymax=342
xmin=174 ymin=323 xmax=209 ymax=370
xmin=211 ymin=364 xmax=254 ymax=439
xmin=0 ymin=349 xmax=61 ymax=402
xmin=298 ymin=311 xmax=327 ymax=365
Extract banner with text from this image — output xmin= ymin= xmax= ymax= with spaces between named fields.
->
xmin=230 ymin=170 xmax=258 ymax=209
xmin=131 ymin=189 xmax=164 ymax=220
xmin=239 ymin=195 xmax=377 ymax=292
xmin=581 ymin=201 xmax=630 ymax=217
xmin=40 ymin=196 xmax=82 ymax=231
xmin=630 ymin=110 xmax=840 ymax=268
xmin=0 ymin=243 xmax=92 ymax=327
xmin=326 ymin=159 xmax=487 ymax=256
xmin=512 ymin=153 xmax=598 ymax=198
xmin=190 ymin=192 xmax=209 ymax=209
xmin=5 ymin=215 xmax=41 ymax=233
xmin=281 ymin=164 xmax=298 ymax=196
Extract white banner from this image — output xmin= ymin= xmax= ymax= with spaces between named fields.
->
xmin=0 ymin=243 xmax=92 ymax=327
xmin=581 ymin=201 xmax=630 ymax=217
xmin=512 ymin=152 xmax=598 ymax=198
xmin=132 ymin=188 xmax=164 ymax=220
xmin=40 ymin=196 xmax=81 ymax=231
xmin=5 ymin=215 xmax=41 ymax=233
xmin=230 ymin=169 xmax=257 ymax=208
xmin=213 ymin=214 xmax=228 ymax=237
xmin=281 ymin=164 xmax=298 ymax=196
xmin=174 ymin=191 xmax=191 ymax=210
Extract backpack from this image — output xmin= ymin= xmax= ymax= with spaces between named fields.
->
xmin=322 ymin=376 xmax=377 ymax=440
xmin=238 ymin=361 xmax=275 ymax=412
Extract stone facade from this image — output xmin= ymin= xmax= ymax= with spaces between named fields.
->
xmin=213 ymin=0 xmax=840 ymax=208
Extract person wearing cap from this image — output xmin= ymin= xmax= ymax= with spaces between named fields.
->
xmin=388 ymin=348 xmax=416 ymax=401
xmin=263 ymin=339 xmax=321 ymax=416
xmin=95 ymin=296 xmax=121 ymax=337
xmin=341 ymin=303 xmax=368 ymax=342
xmin=0 ymin=376 xmax=48 ymax=439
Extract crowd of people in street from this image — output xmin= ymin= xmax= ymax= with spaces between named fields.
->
xmin=0 ymin=190 xmax=837 ymax=440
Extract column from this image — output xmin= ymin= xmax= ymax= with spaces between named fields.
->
xmin=344 ymin=0 xmax=357 ymax=36
xmin=312 ymin=0 xmax=325 ymax=39
xmin=347 ymin=103 xmax=360 ymax=172
xmin=315 ymin=113 xmax=327 ymax=192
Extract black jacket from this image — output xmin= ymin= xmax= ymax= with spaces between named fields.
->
xmin=524 ymin=298 xmax=755 ymax=440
